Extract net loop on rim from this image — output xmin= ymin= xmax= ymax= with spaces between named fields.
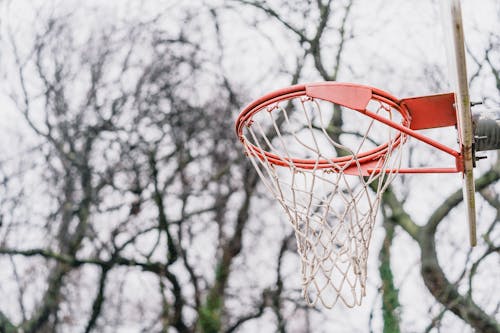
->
xmin=236 ymin=82 xmax=410 ymax=308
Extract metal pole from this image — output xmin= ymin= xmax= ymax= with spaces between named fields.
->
xmin=473 ymin=110 xmax=500 ymax=152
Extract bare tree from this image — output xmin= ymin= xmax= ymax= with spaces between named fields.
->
xmin=0 ymin=2 xmax=308 ymax=332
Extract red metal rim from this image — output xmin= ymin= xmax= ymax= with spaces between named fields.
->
xmin=235 ymin=82 xmax=411 ymax=170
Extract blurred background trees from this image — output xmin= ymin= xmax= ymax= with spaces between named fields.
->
xmin=0 ymin=1 xmax=498 ymax=332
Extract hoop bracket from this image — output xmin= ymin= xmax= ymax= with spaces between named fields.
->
xmin=401 ymin=93 xmax=457 ymax=130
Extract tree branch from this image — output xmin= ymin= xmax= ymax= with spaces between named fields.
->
xmin=382 ymin=186 xmax=421 ymax=240
xmin=84 ymin=266 xmax=109 ymax=333
xmin=0 ymin=310 xmax=17 ymax=333
xmin=425 ymin=166 xmax=500 ymax=235
xmin=418 ymin=166 xmax=500 ymax=333
xmin=378 ymin=218 xmax=401 ymax=333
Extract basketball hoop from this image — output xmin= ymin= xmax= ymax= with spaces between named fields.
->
xmin=235 ymin=82 xmax=472 ymax=308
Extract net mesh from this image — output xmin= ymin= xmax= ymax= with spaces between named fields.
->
xmin=241 ymin=95 xmax=406 ymax=308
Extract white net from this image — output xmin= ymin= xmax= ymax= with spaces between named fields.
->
xmin=241 ymin=94 xmax=406 ymax=308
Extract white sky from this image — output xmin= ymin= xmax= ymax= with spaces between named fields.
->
xmin=0 ymin=0 xmax=498 ymax=332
